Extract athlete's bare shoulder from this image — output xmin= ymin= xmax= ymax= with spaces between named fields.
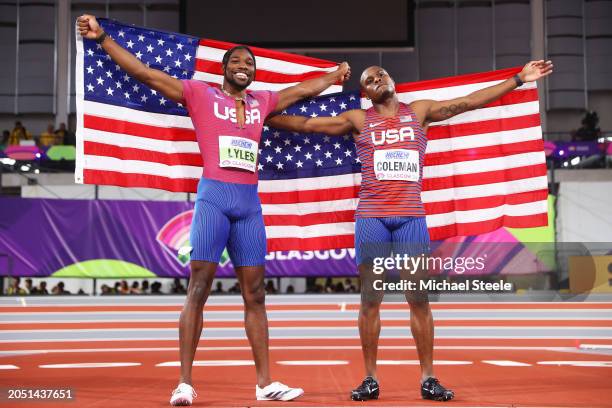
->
xmin=409 ymin=100 xmax=435 ymax=127
xmin=340 ymin=109 xmax=366 ymax=134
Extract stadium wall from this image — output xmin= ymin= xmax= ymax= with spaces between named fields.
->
xmin=557 ymin=181 xmax=612 ymax=242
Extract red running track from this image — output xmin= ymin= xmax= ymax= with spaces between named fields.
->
xmin=1 ymin=300 xmax=611 ymax=407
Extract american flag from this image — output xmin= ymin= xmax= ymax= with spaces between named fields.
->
xmin=258 ymin=92 xmax=362 ymax=251
xmin=386 ymin=69 xmax=548 ymax=240
xmin=74 ymin=18 xmax=341 ymax=191
xmin=75 ymin=19 xmax=548 ymax=251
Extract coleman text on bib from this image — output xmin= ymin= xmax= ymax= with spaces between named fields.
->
xmin=373 ymin=149 xmax=419 ymax=181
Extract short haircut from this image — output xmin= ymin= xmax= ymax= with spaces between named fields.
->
xmin=221 ymin=45 xmax=256 ymax=71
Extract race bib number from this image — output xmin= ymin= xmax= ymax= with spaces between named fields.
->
xmin=218 ymin=135 xmax=258 ymax=172
xmin=373 ymin=149 xmax=419 ymax=181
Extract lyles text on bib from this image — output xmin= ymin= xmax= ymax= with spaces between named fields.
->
xmin=219 ymin=135 xmax=258 ymax=173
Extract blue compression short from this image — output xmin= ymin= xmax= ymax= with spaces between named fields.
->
xmin=354 ymin=216 xmax=431 ymax=265
xmin=189 ymin=177 xmax=266 ymax=267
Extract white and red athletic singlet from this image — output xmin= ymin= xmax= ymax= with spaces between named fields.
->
xmin=354 ymin=102 xmax=428 ymax=218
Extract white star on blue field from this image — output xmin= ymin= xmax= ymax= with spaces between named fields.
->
xmin=83 ymin=18 xmax=362 ymax=179
xmin=259 ymin=92 xmax=361 ymax=180
xmin=83 ymin=18 xmax=197 ymax=116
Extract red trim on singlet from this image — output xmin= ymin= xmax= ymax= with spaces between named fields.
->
xmin=353 ymin=103 xmax=427 ymax=218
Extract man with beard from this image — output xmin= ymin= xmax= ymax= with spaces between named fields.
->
xmin=267 ymin=61 xmax=553 ymax=402
xmin=77 ymin=15 xmax=350 ymax=406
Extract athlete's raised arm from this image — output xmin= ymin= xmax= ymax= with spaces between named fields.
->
xmin=272 ymin=62 xmax=351 ymax=113
xmin=77 ymin=15 xmax=184 ymax=104
xmin=266 ymin=109 xmax=364 ymax=136
xmin=411 ymin=60 xmax=553 ymax=127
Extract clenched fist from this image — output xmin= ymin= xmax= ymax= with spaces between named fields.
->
xmin=77 ymin=15 xmax=103 ymax=40
xmin=337 ymin=62 xmax=351 ymax=83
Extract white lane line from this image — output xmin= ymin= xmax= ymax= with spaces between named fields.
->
xmin=0 ymin=345 xmax=588 ymax=355
xmin=482 ymin=360 xmax=532 ymax=366
xmin=277 ymin=360 xmax=349 ymax=366
xmin=0 ymin=301 xmax=360 ymax=307
xmin=0 ymin=365 xmax=19 ymax=369
xmin=2 ymin=316 xmax=611 ymax=323
xmin=2 ymin=299 xmax=610 ymax=306
xmin=3 ymin=335 xmax=612 ymax=343
xmin=537 ymin=361 xmax=612 ymax=367
xmin=2 ymin=325 xmax=610 ymax=333
xmin=9 ymin=358 xmax=612 ymax=371
xmin=378 ymin=360 xmax=472 ymax=365
xmin=39 ymin=362 xmax=141 ymax=368
xmin=0 ymin=302 xmax=612 ymax=316
xmin=157 ymin=360 xmax=254 ymax=367
xmin=2 ymin=303 xmax=611 ymax=310
xmin=579 ymin=344 xmax=612 ymax=350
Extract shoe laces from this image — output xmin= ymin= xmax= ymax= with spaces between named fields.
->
xmin=427 ymin=377 xmax=451 ymax=396
xmin=356 ymin=377 xmax=376 ymax=392
xmin=423 ymin=377 xmax=437 ymax=389
xmin=174 ymin=383 xmax=197 ymax=398
xmin=273 ymin=381 xmax=289 ymax=390
xmin=263 ymin=381 xmax=289 ymax=392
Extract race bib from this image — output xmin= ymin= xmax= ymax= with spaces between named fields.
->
xmin=373 ymin=149 xmax=419 ymax=181
xmin=218 ymin=135 xmax=258 ymax=172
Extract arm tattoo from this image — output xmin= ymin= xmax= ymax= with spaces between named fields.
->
xmin=439 ymin=102 xmax=469 ymax=118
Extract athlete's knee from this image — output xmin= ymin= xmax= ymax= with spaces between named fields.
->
xmin=360 ymin=282 xmax=383 ymax=311
xmin=186 ymin=263 xmax=214 ymax=306
xmin=242 ymin=280 xmax=265 ymax=307
xmin=407 ymin=297 xmax=430 ymax=312
xmin=185 ymin=284 xmax=210 ymax=309
xmin=360 ymin=293 xmax=382 ymax=315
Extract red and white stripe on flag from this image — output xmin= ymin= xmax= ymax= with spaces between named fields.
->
xmin=261 ymin=67 xmax=548 ymax=250
xmin=76 ymin=22 xmax=547 ymax=248
xmin=194 ymin=39 xmax=342 ymax=92
xmin=74 ymin=28 xmax=342 ymax=193
xmin=361 ymin=67 xmax=548 ymax=240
